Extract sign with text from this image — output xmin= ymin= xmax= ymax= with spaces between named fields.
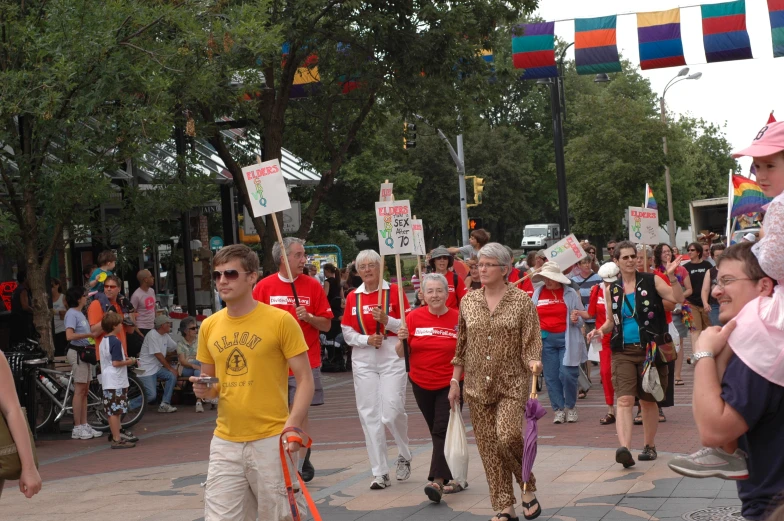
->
xmin=375 ymin=200 xmax=415 ymax=256
xmin=412 ymin=219 xmax=426 ymax=256
xmin=379 ymin=183 xmax=394 ymax=202
xmin=241 ymin=159 xmax=291 ymax=218
xmin=543 ymin=234 xmax=587 ymax=270
xmin=243 ymin=202 xmax=301 ymax=235
xmin=628 ymin=206 xmax=659 ymax=245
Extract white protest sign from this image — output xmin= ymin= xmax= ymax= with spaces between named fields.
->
xmin=543 ymin=234 xmax=587 ymax=270
xmin=628 ymin=206 xmax=659 ymax=245
xmin=241 ymin=159 xmax=291 ymax=218
xmin=412 ymin=219 xmax=426 ymax=256
xmin=375 ymin=200 xmax=415 ymax=256
xmin=379 ymin=183 xmax=394 ymax=202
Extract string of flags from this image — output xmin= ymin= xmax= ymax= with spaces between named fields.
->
xmin=513 ymin=0 xmax=783 ymax=79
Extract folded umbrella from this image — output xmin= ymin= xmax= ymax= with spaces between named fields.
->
xmin=523 ymin=372 xmax=547 ymax=493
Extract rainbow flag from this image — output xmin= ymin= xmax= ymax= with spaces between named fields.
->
xmin=637 ymin=9 xmax=687 ymax=70
xmin=645 ymin=184 xmax=658 ymax=210
xmin=731 ymin=174 xmax=772 ymax=217
xmin=770 ymin=0 xmax=784 ymax=57
xmin=574 ymin=16 xmax=622 ymax=75
xmin=512 ymin=22 xmax=557 ymax=79
xmin=701 ymin=0 xmax=753 ymax=63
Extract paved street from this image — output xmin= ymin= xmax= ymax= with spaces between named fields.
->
xmin=3 ymin=353 xmax=745 ymax=521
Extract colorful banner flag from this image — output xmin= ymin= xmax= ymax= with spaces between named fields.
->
xmin=701 ymin=0 xmax=753 ymax=63
xmin=731 ymin=174 xmax=772 ymax=217
xmin=645 ymin=184 xmax=658 ymax=210
xmin=770 ymin=0 xmax=784 ymax=57
xmin=512 ymin=22 xmax=557 ymax=79
xmin=637 ymin=9 xmax=687 ymax=70
xmin=283 ymin=44 xmax=321 ymax=99
xmin=574 ymin=16 xmax=622 ymax=75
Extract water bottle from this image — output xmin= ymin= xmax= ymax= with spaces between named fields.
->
xmin=56 ymin=375 xmax=70 ymax=390
xmin=39 ymin=374 xmax=60 ymax=396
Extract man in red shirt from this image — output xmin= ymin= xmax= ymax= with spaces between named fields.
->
xmin=252 ymin=237 xmax=333 ymax=482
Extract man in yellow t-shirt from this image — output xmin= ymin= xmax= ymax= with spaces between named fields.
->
xmin=191 ymin=245 xmax=314 ymax=521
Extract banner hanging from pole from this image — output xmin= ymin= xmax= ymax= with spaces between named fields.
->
xmin=375 ymin=200 xmax=415 ymax=256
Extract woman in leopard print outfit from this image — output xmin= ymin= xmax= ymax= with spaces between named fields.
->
xmin=449 ymin=243 xmax=544 ymax=521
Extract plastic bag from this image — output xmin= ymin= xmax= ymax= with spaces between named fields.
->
xmin=444 ymin=403 xmax=469 ymax=488
xmin=578 ymin=365 xmax=591 ymax=392
xmin=641 ymin=363 xmax=665 ymax=401
xmin=587 ymin=336 xmax=601 ymax=363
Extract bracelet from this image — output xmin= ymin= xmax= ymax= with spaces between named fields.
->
xmin=450 ymin=378 xmax=459 ymax=386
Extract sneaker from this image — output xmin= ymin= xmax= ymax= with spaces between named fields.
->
xmin=566 ymin=409 xmax=578 ymax=423
xmin=639 ymin=445 xmax=658 ymax=461
xmin=395 ymin=455 xmax=411 ymax=481
xmin=616 ymin=446 xmax=636 ymax=468
xmin=668 ymin=447 xmax=749 ymax=480
xmin=108 ymin=429 xmax=139 ymax=443
xmin=71 ymin=425 xmax=92 ymax=440
xmin=158 ymin=403 xmax=178 ymax=413
xmin=553 ymin=410 xmax=566 ymax=424
xmin=370 ymin=474 xmax=391 ymax=490
xmin=83 ymin=424 xmax=103 ymax=438
xmin=111 ymin=439 xmax=136 ymax=449
xmin=195 ymin=401 xmax=204 ymax=413
xmin=300 ymin=448 xmax=315 ymax=483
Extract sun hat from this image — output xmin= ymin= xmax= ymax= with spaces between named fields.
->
xmin=428 ymin=247 xmax=454 ymax=269
xmin=531 ymin=261 xmax=572 ymax=285
xmin=732 ymin=121 xmax=784 ymax=158
xmin=154 ymin=314 xmax=173 ymax=328
xmin=742 ymin=232 xmax=757 ymax=243
xmin=598 ymin=262 xmax=619 ymax=283
xmin=535 ymin=249 xmax=547 ymax=259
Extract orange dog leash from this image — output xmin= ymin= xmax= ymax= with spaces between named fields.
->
xmin=280 ymin=427 xmax=322 ymax=521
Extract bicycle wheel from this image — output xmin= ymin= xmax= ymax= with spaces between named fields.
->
xmin=121 ymin=374 xmax=146 ymax=430
xmin=86 ymin=374 xmax=146 ymax=432
xmin=86 ymin=379 xmax=109 ymax=432
xmin=30 ymin=380 xmax=55 ymax=432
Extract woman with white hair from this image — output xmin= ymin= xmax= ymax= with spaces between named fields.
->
xmin=532 ymin=261 xmax=587 ymax=425
xmin=395 ymin=273 xmax=463 ymax=503
xmin=449 ymin=243 xmax=544 ymax=521
xmin=341 ymin=250 xmax=412 ymax=490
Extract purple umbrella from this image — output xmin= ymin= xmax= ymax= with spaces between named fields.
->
xmin=523 ymin=374 xmax=547 ymax=492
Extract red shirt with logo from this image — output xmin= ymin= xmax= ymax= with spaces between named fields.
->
xmin=253 ymin=273 xmax=333 ymax=369
xmin=406 ymin=306 xmax=459 ymax=390
xmin=341 ymin=284 xmax=410 ymax=337
xmin=536 ymin=287 xmax=568 ymax=333
xmin=444 ymin=272 xmax=467 ymax=310
xmin=587 ymin=283 xmax=610 ymax=350
xmin=508 ymin=269 xmax=535 ymax=297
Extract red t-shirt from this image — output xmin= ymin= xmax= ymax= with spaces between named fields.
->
xmin=341 ymin=284 xmax=410 ymax=337
xmin=508 ymin=270 xmax=535 ymax=297
xmin=536 ymin=287 xmax=568 ymax=333
xmin=654 ymin=271 xmax=673 ymax=324
xmin=406 ymin=306 xmax=459 ymax=390
xmin=252 ymin=273 xmax=334 ymax=369
xmin=444 ymin=272 xmax=467 ymax=310
xmin=587 ymin=283 xmax=611 ymax=350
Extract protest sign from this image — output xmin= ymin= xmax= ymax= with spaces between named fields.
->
xmin=628 ymin=206 xmax=659 ymax=245
xmin=412 ymin=219 xmax=426 ymax=256
xmin=241 ymin=159 xmax=291 ymax=218
xmin=543 ymin=234 xmax=587 ymax=270
xmin=379 ymin=182 xmax=394 ymax=202
xmin=375 ymin=200 xmax=415 ymax=256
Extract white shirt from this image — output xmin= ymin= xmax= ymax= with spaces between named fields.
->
xmin=99 ymin=336 xmax=129 ymax=391
xmin=137 ymin=328 xmax=178 ymax=376
xmin=52 ymin=294 xmax=66 ymax=334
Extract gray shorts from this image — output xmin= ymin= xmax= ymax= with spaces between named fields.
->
xmin=288 ymin=367 xmax=324 ymax=406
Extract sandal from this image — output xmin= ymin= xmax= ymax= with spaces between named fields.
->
xmin=424 ymin=481 xmax=443 ymax=503
xmin=658 ymin=408 xmax=667 ymax=423
xmin=674 ymin=379 xmax=684 ymax=386
xmin=633 ymin=408 xmax=642 ymax=425
xmin=443 ymin=480 xmax=467 ymax=494
xmin=522 ymin=497 xmax=542 ymax=520
xmin=490 ymin=513 xmax=519 ymax=521
xmin=599 ymin=413 xmax=616 ymax=425
xmin=578 ymin=390 xmax=588 ymax=399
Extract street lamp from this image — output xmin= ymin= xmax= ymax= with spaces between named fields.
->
xmin=661 ymin=68 xmax=702 ymax=247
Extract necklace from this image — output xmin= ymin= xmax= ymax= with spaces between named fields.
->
xmin=622 ymin=292 xmax=636 ymax=319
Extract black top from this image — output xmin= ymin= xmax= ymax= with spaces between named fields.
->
xmin=325 ymin=276 xmax=342 ymax=318
xmin=707 ymin=266 xmax=719 ymax=307
xmin=684 ymin=261 xmax=713 ymax=307
xmin=608 ymin=272 xmax=667 ymax=353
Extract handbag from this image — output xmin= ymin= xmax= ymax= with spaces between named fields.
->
xmin=0 ymin=407 xmax=39 ymax=480
xmin=444 ymin=403 xmax=469 ymax=488
xmin=653 ymin=332 xmax=677 ymax=363
xmin=641 ymin=363 xmax=665 ymax=401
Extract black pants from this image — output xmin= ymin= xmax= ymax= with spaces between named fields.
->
xmin=410 ymin=379 xmax=463 ymax=482
xmin=127 ymin=328 xmax=149 ymax=358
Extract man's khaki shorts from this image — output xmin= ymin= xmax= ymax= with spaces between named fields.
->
xmin=690 ymin=304 xmax=712 ymax=332
xmin=611 ymin=344 xmax=669 ymax=402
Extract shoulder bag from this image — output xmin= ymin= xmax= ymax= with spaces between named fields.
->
xmin=0 ymin=407 xmax=39 ymax=480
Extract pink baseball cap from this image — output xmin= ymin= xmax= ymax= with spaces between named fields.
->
xmin=732 ymin=121 xmax=784 ymax=158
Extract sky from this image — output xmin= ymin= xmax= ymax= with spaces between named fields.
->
xmin=533 ymin=0 xmax=783 ymax=175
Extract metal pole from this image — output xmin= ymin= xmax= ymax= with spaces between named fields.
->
xmin=551 ymin=77 xmax=570 ymax=235
xmin=661 ymin=97 xmax=677 ymax=247
xmin=175 ymin=123 xmax=197 ymax=316
xmin=456 ymin=134 xmax=469 ymax=246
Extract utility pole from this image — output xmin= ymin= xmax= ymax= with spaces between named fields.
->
xmin=438 ymin=130 xmax=469 ymax=246
xmin=174 ymin=121 xmax=197 ymax=316
xmin=661 ymin=97 xmax=676 ymax=247
xmin=549 ymin=77 xmax=570 ymax=236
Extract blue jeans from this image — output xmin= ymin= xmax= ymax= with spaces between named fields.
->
xmin=541 ymin=331 xmax=579 ymax=411
xmin=181 ymin=362 xmax=201 ymax=378
xmin=138 ymin=367 xmax=177 ymax=405
xmin=708 ymin=306 xmax=721 ymax=327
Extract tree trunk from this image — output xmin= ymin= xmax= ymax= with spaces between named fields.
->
xmin=25 ymin=262 xmax=53 ymax=358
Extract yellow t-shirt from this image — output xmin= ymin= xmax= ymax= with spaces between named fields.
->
xmin=197 ymin=303 xmax=308 ymax=442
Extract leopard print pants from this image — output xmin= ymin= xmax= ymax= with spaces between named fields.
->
xmin=467 ymin=396 xmax=536 ymax=512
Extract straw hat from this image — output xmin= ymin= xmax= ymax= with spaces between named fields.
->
xmin=598 ymin=262 xmax=619 ymax=283
xmin=531 ymin=261 xmax=571 ymax=285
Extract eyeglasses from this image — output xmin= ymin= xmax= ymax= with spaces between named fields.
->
xmin=187 ymin=326 xmax=199 ymax=331
xmin=104 ymin=285 xmax=118 ymax=289
xmin=620 ymin=254 xmax=637 ymax=260
xmin=587 ymin=251 xmax=596 ymax=255
xmin=477 ymin=263 xmax=503 ymax=269
xmin=357 ymin=263 xmax=379 ymax=271
xmin=716 ymin=277 xmax=759 ymax=288
xmin=687 ymin=248 xmax=698 ymax=252
xmin=212 ymin=269 xmax=252 ymax=281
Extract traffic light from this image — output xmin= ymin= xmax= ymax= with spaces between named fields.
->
xmin=403 ymin=122 xmax=416 ymax=149
xmin=473 ymin=177 xmax=485 ymax=205
xmin=468 ymin=218 xmax=484 ymax=230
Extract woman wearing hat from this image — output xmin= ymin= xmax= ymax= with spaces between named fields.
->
xmin=449 ymin=243 xmax=543 ymax=521
xmin=425 ymin=247 xmax=467 ymax=310
xmin=532 ymin=261 xmax=587 ymax=424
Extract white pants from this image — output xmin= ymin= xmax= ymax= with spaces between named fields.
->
xmin=352 ymin=337 xmax=411 ymax=476
xmin=204 ymin=435 xmax=305 ymax=521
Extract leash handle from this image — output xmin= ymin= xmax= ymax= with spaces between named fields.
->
xmin=279 ymin=427 xmax=321 ymax=521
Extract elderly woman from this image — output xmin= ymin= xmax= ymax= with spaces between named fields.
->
xmin=532 ymin=261 xmax=587 ymax=424
xmin=449 ymin=243 xmax=543 ymax=521
xmin=177 ymin=316 xmax=205 ymax=413
xmin=341 ymin=250 xmax=412 ymax=490
xmin=424 ymin=247 xmax=467 ymax=310
xmin=396 ymin=273 xmax=463 ymax=504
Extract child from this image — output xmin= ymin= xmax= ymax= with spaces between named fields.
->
xmin=98 ymin=311 xmax=137 ymax=449
xmin=88 ymin=250 xmax=117 ymax=296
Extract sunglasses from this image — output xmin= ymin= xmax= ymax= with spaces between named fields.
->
xmin=104 ymin=284 xmax=119 ymax=289
xmin=212 ymin=269 xmax=252 ymax=281
xmin=187 ymin=326 xmax=199 ymax=331
xmin=688 ymin=248 xmax=698 ymax=252
xmin=587 ymin=251 xmax=596 ymax=255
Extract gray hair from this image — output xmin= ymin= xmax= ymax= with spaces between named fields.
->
xmin=635 ymin=244 xmax=653 ymax=257
xmin=421 ymin=273 xmax=448 ymax=293
xmin=179 ymin=316 xmax=198 ymax=334
xmin=354 ymin=249 xmax=382 ymax=268
xmin=478 ymin=242 xmax=511 ymax=279
xmin=272 ymin=237 xmax=306 ymax=266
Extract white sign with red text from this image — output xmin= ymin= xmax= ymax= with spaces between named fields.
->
xmin=241 ymin=159 xmax=291 ymax=218
xmin=628 ymin=206 xmax=659 ymax=245
xmin=379 ymin=183 xmax=394 ymax=202
xmin=412 ymin=219 xmax=426 ymax=256
xmin=543 ymin=234 xmax=587 ymax=270
xmin=375 ymin=200 xmax=414 ymax=256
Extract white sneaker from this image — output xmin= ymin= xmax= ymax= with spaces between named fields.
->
xmin=566 ymin=409 xmax=578 ymax=423
xmin=370 ymin=474 xmax=391 ymax=490
xmin=71 ymin=425 xmax=91 ymax=440
xmin=553 ymin=410 xmax=566 ymax=424
xmin=82 ymin=424 xmax=103 ymax=438
xmin=395 ymin=455 xmax=411 ymax=481
xmin=158 ymin=403 xmax=178 ymax=413
xmin=195 ymin=401 xmax=204 ymax=413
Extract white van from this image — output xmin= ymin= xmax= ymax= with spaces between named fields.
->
xmin=520 ymin=223 xmax=560 ymax=252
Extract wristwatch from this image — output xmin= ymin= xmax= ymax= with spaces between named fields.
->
xmin=692 ymin=351 xmax=714 ymax=364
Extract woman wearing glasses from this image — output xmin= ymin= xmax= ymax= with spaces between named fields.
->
xmin=449 ymin=243 xmax=543 ymax=521
xmin=341 ymin=250 xmax=412 ymax=490
xmin=177 ymin=316 xmax=206 ymax=412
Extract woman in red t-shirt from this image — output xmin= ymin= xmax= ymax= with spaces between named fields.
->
xmin=397 ymin=273 xmax=462 ymax=504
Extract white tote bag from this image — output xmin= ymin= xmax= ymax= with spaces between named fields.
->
xmin=444 ymin=403 xmax=469 ymax=488
xmin=641 ymin=364 xmax=665 ymax=401
xmin=587 ymin=336 xmax=602 ymax=363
